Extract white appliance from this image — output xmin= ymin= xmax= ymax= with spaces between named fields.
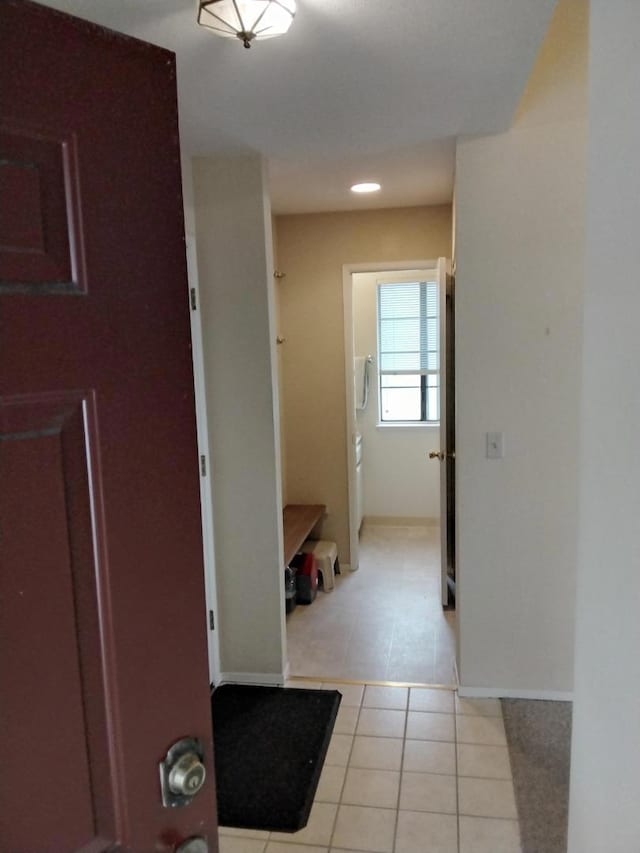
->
xmin=355 ymin=432 xmax=363 ymax=533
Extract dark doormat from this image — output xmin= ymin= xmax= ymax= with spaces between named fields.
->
xmin=501 ymin=698 xmax=572 ymax=853
xmin=211 ymin=684 xmax=341 ymax=832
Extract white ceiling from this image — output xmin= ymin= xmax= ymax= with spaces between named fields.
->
xmin=39 ymin=0 xmax=556 ymax=213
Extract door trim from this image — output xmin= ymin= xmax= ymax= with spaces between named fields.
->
xmin=186 ymin=235 xmax=220 ymax=685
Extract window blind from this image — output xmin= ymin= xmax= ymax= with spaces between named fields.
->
xmin=378 ymin=281 xmax=439 ymax=375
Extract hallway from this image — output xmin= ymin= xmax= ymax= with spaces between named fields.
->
xmin=287 ymin=525 xmax=456 ymax=685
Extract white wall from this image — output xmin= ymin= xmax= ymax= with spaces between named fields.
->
xmin=568 ymin=2 xmax=640 ymax=849
xmin=193 ymin=154 xmax=286 ymax=683
xmin=353 ymin=270 xmax=440 ymax=520
xmin=454 ymin=0 xmax=587 ymax=696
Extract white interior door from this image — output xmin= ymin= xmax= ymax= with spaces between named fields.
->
xmin=186 ymin=236 xmax=221 ymax=684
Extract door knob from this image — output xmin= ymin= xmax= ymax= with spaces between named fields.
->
xmin=168 ymin=752 xmax=206 ymax=797
xmin=160 ymin=737 xmax=207 ymax=808
xmin=176 ymin=838 xmax=208 ymax=853
xmin=429 ymin=451 xmax=445 ymax=460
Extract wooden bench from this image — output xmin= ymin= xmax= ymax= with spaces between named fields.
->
xmin=283 ymin=503 xmax=325 ymax=566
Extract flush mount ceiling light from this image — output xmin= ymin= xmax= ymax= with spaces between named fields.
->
xmin=197 ymin=0 xmax=296 ymax=49
xmin=351 ymin=182 xmax=382 ymax=194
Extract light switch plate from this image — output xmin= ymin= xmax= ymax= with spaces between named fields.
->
xmin=486 ymin=431 xmax=504 ymax=459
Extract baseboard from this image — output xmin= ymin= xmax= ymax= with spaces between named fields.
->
xmin=219 ymin=671 xmax=286 ymax=687
xmin=363 ymin=515 xmax=439 ymax=527
xmin=458 ymin=685 xmax=574 ymax=701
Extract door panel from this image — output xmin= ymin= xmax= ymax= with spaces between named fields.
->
xmin=1 ymin=394 xmax=105 ymax=850
xmin=1 ymin=2 xmax=217 ymax=850
xmin=443 ymin=274 xmax=456 ymax=599
xmin=0 ymin=124 xmax=85 ymax=292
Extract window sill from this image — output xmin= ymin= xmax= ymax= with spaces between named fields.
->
xmin=376 ymin=421 xmax=440 ymax=430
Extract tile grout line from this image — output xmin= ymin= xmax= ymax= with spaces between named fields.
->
xmin=454 ymin=690 xmax=461 ymax=853
xmin=391 ymin=686 xmax=410 ymax=852
xmin=325 ymin=681 xmax=364 ymax=852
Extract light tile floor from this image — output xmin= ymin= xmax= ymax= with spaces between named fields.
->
xmin=286 ymin=525 xmax=456 ymax=685
xmin=218 ymin=683 xmax=522 ymax=853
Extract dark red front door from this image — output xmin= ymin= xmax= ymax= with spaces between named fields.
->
xmin=0 ymin=2 xmax=218 ymax=850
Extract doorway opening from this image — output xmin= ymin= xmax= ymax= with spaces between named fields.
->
xmin=285 ymin=259 xmax=456 ymax=685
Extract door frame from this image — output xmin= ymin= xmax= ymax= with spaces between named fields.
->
xmin=342 ymin=260 xmax=438 ymax=573
xmin=186 ymin=235 xmax=220 ymax=685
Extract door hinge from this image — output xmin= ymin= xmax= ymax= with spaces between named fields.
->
xmin=209 ymin=610 xmax=215 ymax=631
xmin=200 ymin=454 xmax=207 ymax=477
xmin=190 ymin=288 xmax=197 ymax=311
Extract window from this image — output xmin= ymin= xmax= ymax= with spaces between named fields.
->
xmin=377 ymin=278 xmax=439 ymax=423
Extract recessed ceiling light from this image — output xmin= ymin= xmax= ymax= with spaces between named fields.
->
xmin=350 ymin=182 xmax=381 ymax=194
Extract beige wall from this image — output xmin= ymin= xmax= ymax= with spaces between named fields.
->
xmin=276 ymin=206 xmax=452 ymax=563
xmin=454 ymin=0 xmax=587 ymax=695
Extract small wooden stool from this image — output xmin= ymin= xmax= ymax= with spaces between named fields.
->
xmin=301 ymin=540 xmax=338 ymax=591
